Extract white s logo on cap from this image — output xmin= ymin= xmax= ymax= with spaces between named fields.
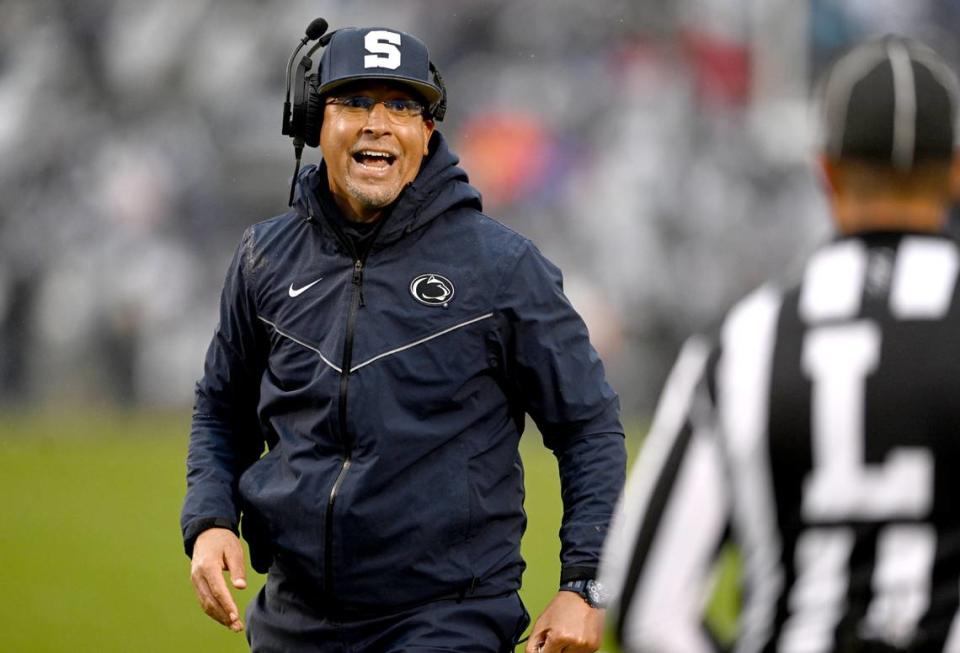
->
xmin=364 ymin=31 xmax=402 ymax=70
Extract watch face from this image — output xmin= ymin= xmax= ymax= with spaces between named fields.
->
xmin=586 ymin=579 xmax=608 ymax=609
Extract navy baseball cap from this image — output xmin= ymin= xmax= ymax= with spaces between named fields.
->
xmin=821 ymin=35 xmax=959 ymax=169
xmin=316 ymin=27 xmax=444 ymax=111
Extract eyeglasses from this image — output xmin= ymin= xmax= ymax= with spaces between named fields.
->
xmin=325 ymin=95 xmax=426 ymax=120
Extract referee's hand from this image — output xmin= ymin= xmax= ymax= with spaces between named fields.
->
xmin=190 ymin=527 xmax=248 ymax=632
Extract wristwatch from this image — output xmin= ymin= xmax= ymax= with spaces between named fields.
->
xmin=559 ymin=578 xmax=608 ymax=609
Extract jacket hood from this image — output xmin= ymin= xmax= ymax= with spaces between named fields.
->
xmin=292 ymin=131 xmax=482 ymax=245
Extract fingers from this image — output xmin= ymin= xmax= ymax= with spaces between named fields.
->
xmin=536 ymin=634 xmax=560 ymax=653
xmin=525 ymin=626 xmax=597 ymax=653
xmin=532 ymin=636 xmax=560 ymax=653
xmin=525 ymin=624 xmax=547 ymax=653
xmin=189 ymin=529 xmax=245 ymax=632
xmin=224 ymin=543 xmax=248 ymax=590
xmin=534 ymin=632 xmax=595 ymax=653
xmin=191 ymin=566 xmax=240 ymax=630
xmin=205 ymin=563 xmax=244 ymax=631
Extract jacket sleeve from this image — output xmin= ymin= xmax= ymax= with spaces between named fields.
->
xmin=497 ymin=240 xmax=627 ymax=581
xmin=180 ymin=228 xmax=269 ymax=557
xmin=599 ymin=337 xmax=730 ymax=653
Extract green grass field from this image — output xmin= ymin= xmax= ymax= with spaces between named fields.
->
xmin=0 ymin=411 xmax=642 ymax=651
xmin=0 ymin=411 xmax=737 ymax=651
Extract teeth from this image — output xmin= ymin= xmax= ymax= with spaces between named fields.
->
xmin=360 ymin=151 xmax=391 ymax=158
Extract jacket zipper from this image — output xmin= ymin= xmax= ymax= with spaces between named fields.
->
xmin=324 ymin=258 xmax=363 ymax=597
xmin=322 ymin=202 xmax=395 ymax=600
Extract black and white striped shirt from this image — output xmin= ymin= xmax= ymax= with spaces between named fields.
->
xmin=601 ymin=232 xmax=960 ymax=652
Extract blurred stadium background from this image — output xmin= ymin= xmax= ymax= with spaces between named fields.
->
xmin=1 ymin=0 xmax=959 ymax=650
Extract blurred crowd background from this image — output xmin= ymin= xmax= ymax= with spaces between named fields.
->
xmin=2 ymin=0 xmax=959 ymax=417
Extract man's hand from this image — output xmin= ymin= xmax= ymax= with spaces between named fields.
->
xmin=189 ymin=527 xmax=247 ymax=633
xmin=525 ymin=591 xmax=603 ymax=653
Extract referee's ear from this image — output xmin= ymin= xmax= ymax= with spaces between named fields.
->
xmin=949 ymin=152 xmax=960 ymax=204
xmin=817 ymin=155 xmax=839 ymax=197
xmin=817 ymin=154 xmax=852 ymax=234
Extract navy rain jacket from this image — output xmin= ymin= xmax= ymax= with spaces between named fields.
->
xmin=181 ymin=133 xmax=626 ymax=615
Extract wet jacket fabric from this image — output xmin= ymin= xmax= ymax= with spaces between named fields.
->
xmin=180 ymin=133 xmax=626 ymax=615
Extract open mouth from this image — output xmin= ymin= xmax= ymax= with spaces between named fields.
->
xmin=352 ymin=150 xmax=397 ymax=169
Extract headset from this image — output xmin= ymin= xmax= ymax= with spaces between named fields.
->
xmin=280 ymin=17 xmax=448 ymax=205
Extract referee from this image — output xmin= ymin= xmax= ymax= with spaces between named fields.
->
xmin=600 ymin=36 xmax=960 ymax=652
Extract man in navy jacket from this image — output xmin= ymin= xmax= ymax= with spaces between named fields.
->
xmin=181 ymin=24 xmax=625 ymax=652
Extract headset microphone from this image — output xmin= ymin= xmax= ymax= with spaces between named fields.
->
xmin=282 ymin=17 xmax=329 ymax=205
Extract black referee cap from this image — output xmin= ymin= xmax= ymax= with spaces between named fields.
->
xmin=822 ymin=35 xmax=959 ymax=169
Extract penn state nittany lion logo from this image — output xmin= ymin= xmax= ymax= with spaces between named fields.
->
xmin=409 ymin=274 xmax=454 ymax=306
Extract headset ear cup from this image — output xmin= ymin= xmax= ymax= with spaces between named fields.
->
xmin=290 ymin=58 xmax=312 ymax=142
xmin=303 ymin=77 xmax=323 ymax=148
xmin=428 ymin=62 xmax=447 ymax=122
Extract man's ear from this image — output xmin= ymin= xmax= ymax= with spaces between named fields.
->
xmin=422 ymin=119 xmax=436 ymax=155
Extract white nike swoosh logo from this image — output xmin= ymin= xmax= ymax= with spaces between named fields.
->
xmin=288 ymin=277 xmax=323 ymax=298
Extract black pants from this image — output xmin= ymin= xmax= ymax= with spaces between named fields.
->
xmin=246 ymin=573 xmax=530 ymax=652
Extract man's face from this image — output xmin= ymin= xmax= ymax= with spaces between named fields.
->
xmin=320 ymin=82 xmax=435 ymax=222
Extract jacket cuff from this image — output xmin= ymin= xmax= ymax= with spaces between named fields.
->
xmin=183 ymin=517 xmax=238 ymax=558
xmin=560 ymin=565 xmax=599 ymax=584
